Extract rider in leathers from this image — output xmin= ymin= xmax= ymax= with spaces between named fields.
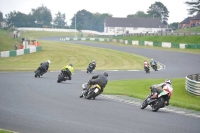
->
xmin=81 ymin=72 xmax=108 ymax=99
xmin=60 ymin=63 xmax=74 ymax=80
xmin=35 ymin=60 xmax=51 ymax=76
xmin=150 ymin=79 xmax=173 ymax=106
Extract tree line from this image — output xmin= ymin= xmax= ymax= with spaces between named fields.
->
xmin=0 ymin=1 xmax=199 ymax=32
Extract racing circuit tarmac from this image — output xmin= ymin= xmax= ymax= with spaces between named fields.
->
xmin=0 ymin=38 xmax=200 ymax=133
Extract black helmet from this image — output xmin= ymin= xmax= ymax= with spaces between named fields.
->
xmin=103 ymin=72 xmax=108 ymax=77
xmin=69 ymin=63 xmax=73 ymax=67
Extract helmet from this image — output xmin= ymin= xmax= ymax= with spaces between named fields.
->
xmin=47 ymin=60 xmax=51 ymax=64
xmin=151 ymin=58 xmax=153 ymax=61
xmin=92 ymin=60 xmax=96 ymax=63
xmin=69 ymin=63 xmax=73 ymax=67
xmin=165 ymin=79 xmax=172 ymax=85
xmin=103 ymin=72 xmax=108 ymax=77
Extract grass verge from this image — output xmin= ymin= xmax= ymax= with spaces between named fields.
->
xmin=0 ymin=40 xmax=148 ymax=71
xmin=104 ymin=78 xmax=200 ymax=111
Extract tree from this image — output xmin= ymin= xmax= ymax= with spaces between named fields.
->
xmin=185 ymin=0 xmax=200 ymax=15
xmin=30 ymin=5 xmax=52 ymax=27
xmin=0 ymin=11 xmax=3 ymax=22
xmin=70 ymin=9 xmax=112 ymax=32
xmin=168 ymin=22 xmax=179 ymax=30
xmin=127 ymin=11 xmax=149 ymax=18
xmin=5 ymin=11 xmax=30 ymax=27
xmin=53 ymin=12 xmax=67 ymax=28
xmin=147 ymin=2 xmax=169 ymax=25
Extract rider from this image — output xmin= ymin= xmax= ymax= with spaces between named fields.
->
xmin=80 ymin=71 xmax=108 ymax=99
xmin=143 ymin=60 xmax=150 ymax=70
xmin=88 ymin=60 xmax=96 ymax=70
xmin=35 ymin=60 xmax=51 ymax=76
xmin=61 ymin=63 xmax=74 ymax=80
xmin=150 ymin=79 xmax=173 ymax=106
xmin=150 ymin=58 xmax=157 ymax=68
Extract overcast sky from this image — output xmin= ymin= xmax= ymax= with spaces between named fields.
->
xmin=0 ymin=0 xmax=194 ymax=25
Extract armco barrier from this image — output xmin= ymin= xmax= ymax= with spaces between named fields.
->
xmin=0 ymin=46 xmax=42 ymax=58
xmin=185 ymin=74 xmax=200 ymax=96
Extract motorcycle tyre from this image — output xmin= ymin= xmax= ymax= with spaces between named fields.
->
xmin=152 ymin=97 xmax=164 ymax=112
xmin=57 ymin=74 xmax=64 ymax=83
xmin=35 ymin=70 xmax=41 ymax=78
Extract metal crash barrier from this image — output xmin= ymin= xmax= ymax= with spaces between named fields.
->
xmin=185 ymin=73 xmax=200 ymax=96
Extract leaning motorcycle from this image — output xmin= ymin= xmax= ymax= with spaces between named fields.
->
xmin=144 ymin=65 xmax=150 ymax=73
xmin=87 ymin=65 xmax=94 ymax=73
xmin=140 ymin=89 xmax=169 ymax=112
xmin=57 ymin=70 xmax=70 ymax=83
xmin=34 ymin=67 xmax=45 ymax=78
xmin=151 ymin=62 xmax=158 ymax=71
xmin=79 ymin=83 xmax=101 ymax=99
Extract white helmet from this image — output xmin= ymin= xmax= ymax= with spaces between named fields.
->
xmin=92 ymin=60 xmax=95 ymax=63
xmin=47 ymin=60 xmax=51 ymax=64
xmin=151 ymin=58 xmax=153 ymax=61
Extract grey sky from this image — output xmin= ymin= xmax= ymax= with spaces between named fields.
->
xmin=0 ymin=0 xmax=194 ymax=25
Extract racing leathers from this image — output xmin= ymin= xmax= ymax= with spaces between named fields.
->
xmin=36 ymin=62 xmax=49 ymax=75
xmin=61 ymin=65 xmax=74 ymax=80
xmin=150 ymin=82 xmax=173 ymax=106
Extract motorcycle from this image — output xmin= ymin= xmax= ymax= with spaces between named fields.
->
xmin=151 ymin=62 xmax=158 ymax=71
xmin=87 ymin=65 xmax=94 ymax=73
xmin=79 ymin=83 xmax=102 ymax=99
xmin=140 ymin=89 xmax=170 ymax=112
xmin=34 ymin=67 xmax=46 ymax=78
xmin=57 ymin=70 xmax=70 ymax=83
xmin=144 ymin=65 xmax=150 ymax=73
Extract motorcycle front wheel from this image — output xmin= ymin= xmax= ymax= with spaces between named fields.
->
xmin=152 ymin=97 xmax=164 ymax=112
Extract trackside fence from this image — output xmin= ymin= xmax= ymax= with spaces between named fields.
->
xmin=185 ymin=74 xmax=200 ymax=96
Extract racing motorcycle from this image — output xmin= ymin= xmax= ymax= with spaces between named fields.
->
xmin=87 ymin=64 xmax=94 ymax=73
xmin=144 ymin=65 xmax=150 ymax=73
xmin=151 ymin=62 xmax=158 ymax=71
xmin=34 ymin=67 xmax=46 ymax=78
xmin=57 ymin=70 xmax=70 ymax=83
xmin=140 ymin=88 xmax=170 ymax=112
xmin=79 ymin=83 xmax=102 ymax=99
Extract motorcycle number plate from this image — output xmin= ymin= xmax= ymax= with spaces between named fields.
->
xmin=94 ymin=88 xmax=99 ymax=93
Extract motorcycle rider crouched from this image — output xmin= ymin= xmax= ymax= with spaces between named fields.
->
xmin=150 ymin=79 xmax=173 ymax=106
xmin=59 ymin=63 xmax=74 ymax=80
xmin=35 ymin=60 xmax=51 ymax=76
xmin=80 ymin=72 xmax=108 ymax=99
xmin=88 ymin=60 xmax=96 ymax=71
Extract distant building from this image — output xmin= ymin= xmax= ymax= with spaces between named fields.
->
xmin=104 ymin=17 xmax=167 ymax=34
xmin=179 ymin=13 xmax=200 ymax=28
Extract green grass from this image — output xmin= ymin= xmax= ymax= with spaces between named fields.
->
xmin=0 ymin=40 xmax=148 ymax=71
xmin=105 ymin=78 xmax=200 ymax=111
xmin=0 ymin=129 xmax=18 ymax=133
xmin=114 ymin=35 xmax=200 ymax=44
xmin=175 ymin=26 xmax=200 ymax=33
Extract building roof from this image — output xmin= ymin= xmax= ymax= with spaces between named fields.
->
xmin=191 ymin=13 xmax=200 ymax=20
xmin=104 ymin=17 xmax=166 ymax=28
xmin=179 ymin=17 xmax=192 ymax=24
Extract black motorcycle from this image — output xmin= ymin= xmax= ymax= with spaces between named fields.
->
xmin=34 ymin=67 xmax=46 ymax=78
xmin=87 ymin=65 xmax=94 ymax=73
xmin=79 ymin=83 xmax=102 ymax=99
xmin=144 ymin=65 xmax=150 ymax=73
xmin=151 ymin=62 xmax=158 ymax=71
xmin=57 ymin=70 xmax=70 ymax=83
xmin=140 ymin=89 xmax=169 ymax=112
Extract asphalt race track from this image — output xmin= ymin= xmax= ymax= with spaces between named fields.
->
xmin=0 ymin=37 xmax=200 ymax=133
